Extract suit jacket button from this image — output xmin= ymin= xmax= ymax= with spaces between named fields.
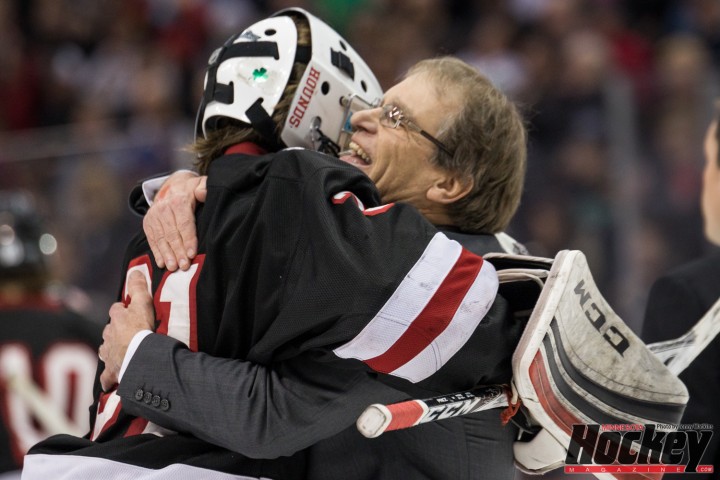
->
xmin=143 ymin=391 xmax=153 ymax=404
xmin=160 ymin=399 xmax=170 ymax=411
xmin=151 ymin=395 xmax=161 ymax=408
xmin=134 ymin=389 xmax=144 ymax=401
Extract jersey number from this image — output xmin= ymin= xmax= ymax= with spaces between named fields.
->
xmin=91 ymin=254 xmax=205 ymax=440
xmin=0 ymin=342 xmax=97 ymax=465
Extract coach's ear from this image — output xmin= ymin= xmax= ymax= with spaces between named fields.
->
xmin=427 ymin=172 xmax=473 ymax=205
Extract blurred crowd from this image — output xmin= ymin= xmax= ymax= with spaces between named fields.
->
xmin=1 ymin=0 xmax=719 ymax=329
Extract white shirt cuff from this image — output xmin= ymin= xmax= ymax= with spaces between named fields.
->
xmin=141 ymin=176 xmax=169 ymax=206
xmin=141 ymin=170 xmax=197 ymax=205
xmin=119 ymin=330 xmax=153 ymax=382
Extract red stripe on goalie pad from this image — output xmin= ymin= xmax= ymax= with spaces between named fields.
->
xmin=530 ymin=352 xmax=579 ymax=437
xmin=532 ymin=345 xmax=669 ymax=480
xmin=530 ymin=348 xmax=663 ymax=480
xmin=385 ymin=401 xmax=425 ymax=432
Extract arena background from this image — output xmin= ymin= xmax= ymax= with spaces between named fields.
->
xmin=1 ymin=0 xmax=718 ymax=368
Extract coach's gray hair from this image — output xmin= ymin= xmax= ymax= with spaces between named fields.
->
xmin=407 ymin=57 xmax=527 ymax=233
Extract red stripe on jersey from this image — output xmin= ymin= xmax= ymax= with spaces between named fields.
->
xmin=364 ymin=249 xmax=484 ymax=374
xmin=331 ymin=191 xmax=364 ymax=209
xmin=331 ymin=192 xmax=353 ymax=204
xmin=66 ymin=372 xmax=77 ymax=420
xmin=97 ymin=391 xmax=112 ymax=414
xmin=362 ymin=204 xmax=395 ymax=216
xmin=385 ymin=401 xmax=425 ymax=431
xmin=96 ymin=396 xmax=123 ymax=439
xmin=331 ymin=191 xmax=393 ymax=216
xmin=124 ymin=417 xmax=149 ymax=437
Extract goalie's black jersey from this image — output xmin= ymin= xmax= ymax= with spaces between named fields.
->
xmin=28 ymin=147 xmax=506 ymax=479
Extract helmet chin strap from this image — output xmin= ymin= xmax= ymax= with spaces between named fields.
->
xmin=311 ymin=117 xmax=341 ymax=157
xmin=245 ymin=98 xmax=283 ymax=151
xmin=316 ymin=130 xmax=341 ymax=157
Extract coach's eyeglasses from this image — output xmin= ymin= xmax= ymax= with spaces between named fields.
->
xmin=379 ymin=104 xmax=454 ymax=157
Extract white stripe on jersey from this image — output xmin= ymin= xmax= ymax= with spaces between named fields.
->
xmin=390 ymin=259 xmax=499 ymax=381
xmin=334 ymin=232 xmax=462 ymax=357
xmin=22 ymin=454 xmax=273 ymax=480
xmin=333 ymin=232 xmax=498 ymax=382
xmin=331 ymin=191 xmax=365 ymax=210
xmin=124 ymin=261 xmax=152 ymax=300
xmin=90 ymin=392 xmax=121 ymax=441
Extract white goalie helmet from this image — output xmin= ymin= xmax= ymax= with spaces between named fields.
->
xmin=196 ymin=8 xmax=383 ymax=155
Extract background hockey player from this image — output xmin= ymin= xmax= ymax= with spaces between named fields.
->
xmin=0 ymin=190 xmax=101 ymax=479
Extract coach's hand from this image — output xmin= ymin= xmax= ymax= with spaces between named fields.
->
xmin=144 ymin=170 xmax=207 ymax=271
xmin=99 ymin=271 xmax=155 ymax=391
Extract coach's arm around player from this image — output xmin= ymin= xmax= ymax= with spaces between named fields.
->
xmin=100 ymin=270 xmax=411 ymax=459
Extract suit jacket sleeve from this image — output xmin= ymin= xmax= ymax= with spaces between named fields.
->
xmin=117 ymin=333 xmax=407 ymax=458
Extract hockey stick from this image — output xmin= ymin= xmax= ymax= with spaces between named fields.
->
xmin=357 ymin=297 xmax=720 ymax=438
xmin=6 ymin=374 xmax=85 ymax=437
xmin=357 ymin=384 xmax=509 ymax=438
xmin=646 ymin=295 xmax=720 ymax=376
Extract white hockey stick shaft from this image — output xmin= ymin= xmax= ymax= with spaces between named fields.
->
xmin=646 ymin=296 xmax=720 ymax=375
xmin=357 ymin=384 xmax=508 ymax=438
xmin=7 ymin=374 xmax=85 ymax=437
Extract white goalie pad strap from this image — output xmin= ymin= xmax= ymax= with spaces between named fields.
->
xmin=513 ymin=428 xmax=567 ymax=475
xmin=494 ymin=232 xmax=530 ymax=255
xmin=511 ymin=250 xmax=689 ymax=476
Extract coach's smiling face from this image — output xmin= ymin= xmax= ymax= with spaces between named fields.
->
xmin=339 ymin=72 xmax=471 ymax=226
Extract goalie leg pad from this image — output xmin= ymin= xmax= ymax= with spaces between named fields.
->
xmin=509 ymin=250 xmax=689 ymax=477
